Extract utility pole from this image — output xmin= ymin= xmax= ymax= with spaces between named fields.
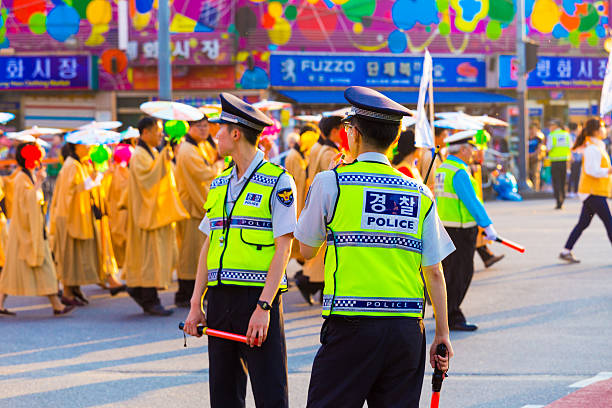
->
xmin=516 ymin=0 xmax=531 ymax=191
xmin=158 ymin=0 xmax=172 ymax=100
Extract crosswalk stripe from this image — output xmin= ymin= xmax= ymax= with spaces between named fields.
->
xmin=569 ymin=372 xmax=612 ymax=388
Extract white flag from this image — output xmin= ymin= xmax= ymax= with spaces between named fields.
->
xmin=600 ymin=51 xmax=612 ymax=117
xmin=414 ymin=50 xmax=434 ymax=148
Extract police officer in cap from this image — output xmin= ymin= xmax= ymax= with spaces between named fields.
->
xmin=184 ymin=92 xmax=297 ymax=408
xmin=434 ymin=130 xmax=499 ymax=331
xmin=296 ymin=86 xmax=455 ymax=407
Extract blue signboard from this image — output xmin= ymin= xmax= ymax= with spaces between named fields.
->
xmin=270 ymin=53 xmax=486 ymax=88
xmin=499 ymin=55 xmax=608 ymax=88
xmin=0 ymin=55 xmax=93 ymax=90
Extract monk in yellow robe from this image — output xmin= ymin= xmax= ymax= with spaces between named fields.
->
xmin=49 ymin=143 xmax=101 ymax=306
xmin=107 ymin=146 xmax=131 ymax=268
xmin=2 ymin=168 xmax=18 ymax=220
xmin=0 ymin=143 xmax=74 ymax=316
xmin=174 ymin=117 xmax=218 ymax=307
xmin=124 ymin=117 xmax=188 ymax=316
xmin=0 ymin=177 xmax=8 ymax=270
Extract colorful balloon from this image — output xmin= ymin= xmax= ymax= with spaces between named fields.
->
xmin=46 ymin=5 xmax=80 ymax=42
xmin=486 ymin=19 xmax=502 ymax=39
xmin=285 ymin=5 xmax=298 ymax=20
xmin=488 ymin=0 xmax=515 ymax=23
xmin=268 ymin=1 xmax=283 ymax=18
xmin=531 ymin=0 xmax=560 ymax=34
xmin=73 ymin=0 xmax=92 ymax=19
xmin=86 ymin=0 xmax=112 ymax=26
xmin=90 ymin=145 xmax=111 ymax=164
xmin=297 ymin=0 xmax=337 ymax=41
xmin=101 ymin=49 xmax=128 ymax=74
xmin=342 ymin=0 xmax=375 ymax=23
xmin=268 ymin=17 xmax=291 ymax=45
xmin=28 ymin=12 xmax=46 ymax=35
xmin=135 ymin=0 xmax=153 ymax=14
xmin=13 ymin=0 xmax=45 ymax=24
xmin=388 ymin=29 xmax=407 ymax=53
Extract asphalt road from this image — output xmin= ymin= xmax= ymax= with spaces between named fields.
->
xmin=1 ymin=198 xmax=611 ymax=408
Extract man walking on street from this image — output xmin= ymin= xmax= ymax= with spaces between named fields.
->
xmin=547 ymin=120 xmax=572 ymax=209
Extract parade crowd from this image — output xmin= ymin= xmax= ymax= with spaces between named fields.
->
xmin=0 ymin=87 xmax=611 ymax=407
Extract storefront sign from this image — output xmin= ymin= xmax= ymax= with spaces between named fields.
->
xmin=132 ymin=65 xmax=234 ymax=90
xmin=0 ymin=55 xmax=93 ymax=90
xmin=499 ymin=55 xmax=608 ymax=88
xmin=127 ymin=34 xmax=233 ymax=66
xmin=270 ymin=53 xmax=486 ymax=88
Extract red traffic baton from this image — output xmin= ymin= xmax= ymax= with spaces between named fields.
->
xmin=495 ymin=237 xmax=525 ymax=253
xmin=179 ymin=322 xmax=260 ymax=346
xmin=431 ymin=343 xmax=448 ymax=408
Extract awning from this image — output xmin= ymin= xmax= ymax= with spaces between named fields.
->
xmin=276 ymin=90 xmax=516 ymax=105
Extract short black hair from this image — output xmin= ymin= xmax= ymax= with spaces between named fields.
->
xmin=352 ymin=116 xmax=400 ymax=150
xmin=15 ymin=143 xmax=29 ymax=169
xmin=299 ymin=123 xmax=319 ymax=135
xmin=318 ymin=116 xmax=343 ymax=138
xmin=138 ymin=116 xmax=158 ymax=135
xmin=229 ymin=124 xmax=261 ymax=146
xmin=392 ymin=130 xmax=416 ymax=166
xmin=434 ymin=127 xmax=447 ymax=137
xmin=568 ymin=122 xmax=578 ymax=132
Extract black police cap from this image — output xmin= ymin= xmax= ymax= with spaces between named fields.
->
xmin=210 ymin=93 xmax=273 ymax=132
xmin=343 ymin=86 xmax=411 ymax=124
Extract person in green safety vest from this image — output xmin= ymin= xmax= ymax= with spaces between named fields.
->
xmin=183 ymin=92 xmax=297 ymax=408
xmin=296 ymin=86 xmax=455 ymax=407
xmin=546 ymin=119 xmax=572 ymax=209
xmin=434 ymin=130 xmax=499 ymax=332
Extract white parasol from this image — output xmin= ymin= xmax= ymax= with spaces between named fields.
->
xmin=80 ymin=121 xmax=123 ymax=130
xmin=6 ymin=132 xmax=51 ymax=148
xmin=65 ymin=128 xmax=121 ymax=145
xmin=120 ymin=126 xmax=140 ymax=140
xmin=0 ymin=112 xmax=15 ymax=124
xmin=140 ymin=101 xmax=204 ymax=121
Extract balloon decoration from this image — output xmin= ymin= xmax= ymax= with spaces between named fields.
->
xmin=164 ymin=120 xmax=190 ymax=143
xmin=28 ymin=12 xmax=46 ymax=35
xmin=114 ymin=145 xmax=132 ymax=165
xmin=531 ymin=0 xmax=560 ymax=33
xmin=90 ymin=145 xmax=111 ymax=164
xmin=86 ymin=0 xmax=112 ymax=26
xmin=21 ymin=144 xmax=42 ymax=170
xmin=280 ymin=109 xmax=291 ymax=127
xmin=46 ymin=5 xmax=80 ymax=42
xmin=13 ymin=0 xmax=45 ymax=24
xmin=101 ymin=49 xmax=128 ymax=74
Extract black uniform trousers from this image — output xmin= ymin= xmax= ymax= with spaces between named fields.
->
xmin=551 ymin=160 xmax=568 ymax=208
xmin=127 ymin=287 xmax=161 ymax=310
xmin=206 ymin=285 xmax=288 ymax=408
xmin=442 ymin=226 xmax=478 ymax=326
xmin=307 ymin=316 xmax=426 ymax=408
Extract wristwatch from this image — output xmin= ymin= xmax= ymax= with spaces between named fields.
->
xmin=257 ymin=300 xmax=272 ymax=311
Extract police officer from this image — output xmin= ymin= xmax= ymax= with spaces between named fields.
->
xmin=434 ymin=130 xmax=499 ymax=332
xmin=547 ymin=119 xmax=572 ymax=209
xmin=296 ymin=86 xmax=455 ymax=407
xmin=184 ymin=93 xmax=297 ymax=408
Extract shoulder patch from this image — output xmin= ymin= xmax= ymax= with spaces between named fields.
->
xmin=276 ymin=188 xmax=294 ymax=207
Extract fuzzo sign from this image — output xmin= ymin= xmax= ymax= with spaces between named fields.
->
xmin=362 ymin=189 xmax=420 ymax=234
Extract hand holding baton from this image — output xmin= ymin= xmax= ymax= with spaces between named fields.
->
xmin=495 ymin=237 xmax=525 ymax=253
xmin=431 ymin=343 xmax=448 ymax=408
xmin=179 ymin=322 xmax=261 ymax=346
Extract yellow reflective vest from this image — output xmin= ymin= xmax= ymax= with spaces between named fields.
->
xmin=205 ymin=161 xmax=288 ymax=290
xmin=548 ymin=129 xmax=572 ymax=162
xmin=323 ymin=161 xmax=431 ymax=318
xmin=434 ymin=156 xmax=479 ymax=228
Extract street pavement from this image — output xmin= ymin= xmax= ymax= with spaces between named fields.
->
xmin=1 ymin=198 xmax=611 ymax=408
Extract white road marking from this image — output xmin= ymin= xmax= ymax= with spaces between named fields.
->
xmin=521 ymin=405 xmax=544 ymax=408
xmin=569 ymin=371 xmax=612 ymax=388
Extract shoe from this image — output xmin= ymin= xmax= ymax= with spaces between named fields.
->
xmin=175 ymin=300 xmax=190 ymax=308
xmin=109 ymin=284 xmax=127 ymax=296
xmin=0 ymin=308 xmax=16 ymax=317
xmin=484 ymin=254 xmax=505 ymax=268
xmin=559 ymin=252 xmax=580 ymax=263
xmin=61 ymin=296 xmax=85 ymax=307
xmin=72 ymin=288 xmax=89 ymax=304
xmin=296 ymin=281 xmax=314 ymax=305
xmin=450 ymin=322 xmax=478 ymax=331
xmin=144 ymin=304 xmax=173 ymax=316
xmin=53 ymin=305 xmax=76 ymax=316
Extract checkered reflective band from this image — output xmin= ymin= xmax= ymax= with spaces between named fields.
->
xmin=338 ymin=173 xmax=425 ymax=192
xmin=251 ymin=172 xmax=278 ymax=187
xmin=322 ymin=295 xmax=424 ymax=314
xmin=327 ymin=231 xmax=422 ymax=253
xmin=210 ymin=176 xmax=230 ymax=190
xmin=350 ymin=107 xmax=403 ymax=123
xmin=208 ymin=268 xmax=287 ymax=286
xmin=209 ymin=216 xmax=273 ymax=231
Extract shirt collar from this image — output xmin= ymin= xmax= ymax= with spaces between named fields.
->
xmin=231 ymin=149 xmax=265 ymax=183
xmin=357 ymin=152 xmax=390 ymax=165
xmin=447 ymin=154 xmax=468 ymax=166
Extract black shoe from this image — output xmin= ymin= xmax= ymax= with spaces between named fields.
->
xmin=559 ymin=252 xmax=580 ymax=263
xmin=450 ymin=322 xmax=478 ymax=331
xmin=484 ymin=254 xmax=505 ymax=268
xmin=144 ymin=304 xmax=173 ymax=316
xmin=61 ymin=296 xmax=86 ymax=307
xmin=0 ymin=308 xmax=16 ymax=317
xmin=110 ymin=284 xmax=127 ymax=296
xmin=295 ymin=271 xmax=314 ymax=305
xmin=53 ymin=305 xmax=76 ymax=316
xmin=72 ymin=287 xmax=89 ymax=305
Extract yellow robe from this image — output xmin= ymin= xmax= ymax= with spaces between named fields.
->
xmin=174 ymin=140 xmax=217 ymax=280
xmin=0 ymin=177 xmax=7 ymax=268
xmin=49 ymin=156 xmax=99 ymax=286
xmin=0 ymin=170 xmax=57 ymax=296
xmin=304 ymin=142 xmax=338 ymax=283
xmin=90 ymin=168 xmax=119 ymax=282
xmin=2 ymin=168 xmax=18 ymax=220
xmin=285 ymin=148 xmax=308 ymax=263
xmin=124 ymin=145 xmax=188 ymax=288
xmin=107 ymin=164 xmax=130 ymax=268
